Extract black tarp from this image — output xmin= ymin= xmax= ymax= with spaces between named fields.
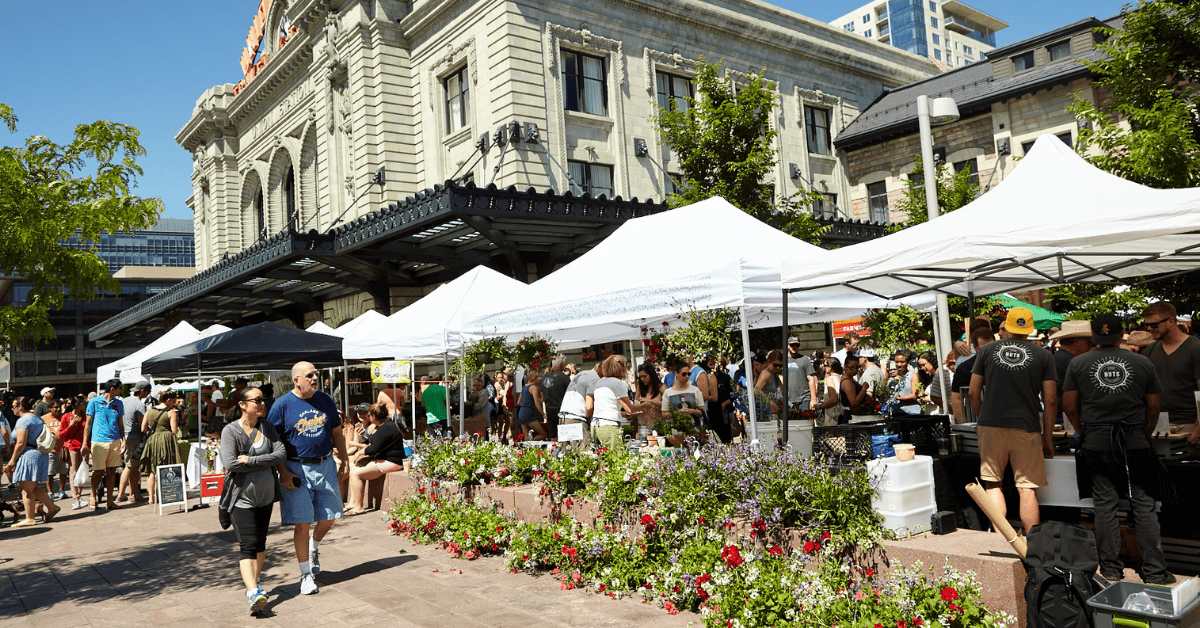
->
xmin=140 ymin=322 xmax=345 ymax=375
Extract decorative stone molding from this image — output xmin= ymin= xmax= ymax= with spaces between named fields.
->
xmin=427 ymin=39 xmax=477 ymax=117
xmin=545 ymin=23 xmax=626 ymax=87
xmin=643 ymin=47 xmax=698 ymax=95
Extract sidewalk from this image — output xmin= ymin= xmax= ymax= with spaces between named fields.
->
xmin=0 ymin=492 xmax=695 ymax=628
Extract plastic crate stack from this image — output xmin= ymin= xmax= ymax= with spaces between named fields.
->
xmin=883 ymin=415 xmax=951 ymax=456
xmin=867 ymin=454 xmax=937 ymax=538
xmin=812 ymin=422 xmax=886 ymax=462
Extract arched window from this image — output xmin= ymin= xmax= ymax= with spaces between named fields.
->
xmin=255 ymin=188 xmax=266 ymax=241
xmin=285 ymin=165 xmax=297 ymax=230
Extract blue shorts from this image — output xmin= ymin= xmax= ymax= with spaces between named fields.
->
xmin=279 ymin=457 xmax=343 ymax=526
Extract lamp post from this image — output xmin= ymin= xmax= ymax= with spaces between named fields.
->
xmin=917 ymin=94 xmax=959 ymax=415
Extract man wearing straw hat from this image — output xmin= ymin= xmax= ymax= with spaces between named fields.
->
xmin=969 ymin=307 xmax=1057 ymax=536
xmin=1049 ymin=320 xmax=1094 ymax=431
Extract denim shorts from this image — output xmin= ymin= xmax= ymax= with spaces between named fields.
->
xmin=279 ymin=457 xmax=343 ymax=525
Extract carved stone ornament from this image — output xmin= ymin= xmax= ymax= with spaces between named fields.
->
xmin=643 ymin=47 xmax=699 ymax=95
xmin=544 ymin=23 xmax=626 ymax=86
xmin=795 ymin=85 xmax=841 ymax=130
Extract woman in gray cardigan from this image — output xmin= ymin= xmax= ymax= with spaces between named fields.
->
xmin=220 ymin=386 xmax=286 ymax=616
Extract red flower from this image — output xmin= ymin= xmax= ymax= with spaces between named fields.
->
xmin=598 ymin=584 xmax=606 ymax=592
xmin=864 ymin=568 xmax=875 ymax=577
xmin=803 ymin=540 xmax=821 ymax=554
xmin=940 ymin=586 xmax=959 ymax=602
xmin=768 ymin=546 xmax=784 ymax=556
xmin=698 ymin=517 xmax=706 ymax=525
xmin=564 ymin=499 xmax=574 ymax=507
xmin=913 ymin=620 xmax=923 ymax=626
xmin=898 ymin=621 xmax=907 ymax=628
xmin=751 ymin=519 xmax=766 ymax=532
xmin=721 ymin=545 xmax=743 ymax=568
xmin=664 ymin=600 xmax=678 ymax=615
xmin=821 ymin=531 xmax=831 ymax=541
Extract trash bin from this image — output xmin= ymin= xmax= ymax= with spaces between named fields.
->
xmin=1087 ymin=581 xmax=1200 ymax=628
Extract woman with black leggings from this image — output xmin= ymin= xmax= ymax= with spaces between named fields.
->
xmin=219 ymin=386 xmax=286 ymax=616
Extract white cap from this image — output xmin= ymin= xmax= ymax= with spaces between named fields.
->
xmin=40 ymin=386 xmax=55 ymax=396
xmin=857 ymin=347 xmax=876 ymax=358
xmin=1180 ymin=314 xmax=1192 ymax=323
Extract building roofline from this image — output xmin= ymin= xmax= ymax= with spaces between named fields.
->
xmin=984 ymin=17 xmax=1106 ymax=60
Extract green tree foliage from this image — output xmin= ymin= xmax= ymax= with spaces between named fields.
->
xmin=656 ymin=59 xmax=828 ymax=245
xmin=1045 ymin=284 xmax=1153 ymax=321
xmin=1070 ymin=0 xmax=1200 ymax=189
xmin=860 ymin=306 xmax=933 ymax=355
xmin=0 ymin=104 xmax=162 ymax=355
xmin=666 ymin=305 xmax=742 ymax=362
xmin=887 ymin=157 xmax=981 ymax=232
xmin=1067 ymin=1 xmax=1200 ymax=312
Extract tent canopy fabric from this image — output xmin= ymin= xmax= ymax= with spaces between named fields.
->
xmin=342 ymin=266 xmax=529 ymax=360
xmin=96 ymin=323 xmax=233 ymax=384
xmin=781 ymin=135 xmax=1200 ymax=300
xmin=305 ymin=321 xmax=339 ymax=336
xmin=141 ymin=322 xmax=344 ymax=376
xmin=331 ymin=310 xmax=387 ymax=338
xmin=459 ymin=197 xmax=927 ymax=347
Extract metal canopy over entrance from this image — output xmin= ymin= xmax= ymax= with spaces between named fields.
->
xmin=90 ymin=183 xmax=665 ymax=347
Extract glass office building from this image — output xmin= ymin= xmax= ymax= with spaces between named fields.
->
xmin=0 ymin=219 xmax=195 ymax=394
xmin=889 ymin=0 xmax=929 ymax=57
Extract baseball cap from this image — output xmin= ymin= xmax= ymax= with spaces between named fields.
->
xmin=1091 ymin=314 xmax=1124 ymax=346
xmin=40 ymin=386 xmax=55 ymax=396
xmin=133 ymin=382 xmax=152 ymax=392
xmin=787 ymin=336 xmax=800 ymax=344
xmin=354 ymin=402 xmax=370 ymax=412
xmin=1004 ymin=307 xmax=1036 ymax=335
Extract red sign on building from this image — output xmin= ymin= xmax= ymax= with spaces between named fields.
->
xmin=832 ymin=318 xmax=871 ymax=338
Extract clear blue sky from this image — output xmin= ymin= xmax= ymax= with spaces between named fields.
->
xmin=0 ymin=0 xmax=1128 ymax=220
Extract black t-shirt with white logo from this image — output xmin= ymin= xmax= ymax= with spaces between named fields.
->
xmin=972 ymin=338 xmax=1057 ymax=432
xmin=1063 ymin=347 xmax=1161 ymax=451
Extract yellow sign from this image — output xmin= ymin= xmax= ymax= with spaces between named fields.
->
xmin=370 ymin=360 xmax=412 ymax=384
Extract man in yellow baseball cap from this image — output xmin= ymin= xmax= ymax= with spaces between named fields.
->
xmin=968 ymin=306 xmax=1058 ymax=537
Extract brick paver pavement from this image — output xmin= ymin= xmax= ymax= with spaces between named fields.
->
xmin=0 ymin=491 xmax=695 ymax=628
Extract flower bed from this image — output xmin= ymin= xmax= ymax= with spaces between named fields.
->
xmin=389 ymin=438 xmax=1014 ymax=627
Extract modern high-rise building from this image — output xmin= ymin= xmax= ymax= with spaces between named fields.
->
xmin=830 ymin=0 xmax=1008 ymax=69
xmin=0 ymin=220 xmax=195 ymax=394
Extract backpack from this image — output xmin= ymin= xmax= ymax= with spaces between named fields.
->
xmin=1024 ymin=521 xmax=1108 ymax=628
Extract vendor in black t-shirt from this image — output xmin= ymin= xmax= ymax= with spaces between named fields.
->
xmin=1048 ymin=321 xmax=1095 ymax=425
xmin=1141 ymin=302 xmax=1200 ymax=439
xmin=969 ymin=307 xmax=1057 ymax=536
xmin=950 ymin=327 xmax=994 ymax=423
xmin=1062 ymin=313 xmax=1174 ymax=585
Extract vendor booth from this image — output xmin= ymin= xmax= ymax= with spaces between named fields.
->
xmin=96 ymin=323 xmax=232 ymax=385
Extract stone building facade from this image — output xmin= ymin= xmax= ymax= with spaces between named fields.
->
xmin=178 ymin=0 xmax=938 ymax=311
xmin=832 ymin=16 xmax=1118 ymax=223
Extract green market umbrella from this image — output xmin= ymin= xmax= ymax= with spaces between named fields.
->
xmin=992 ymin=294 xmax=1064 ymax=331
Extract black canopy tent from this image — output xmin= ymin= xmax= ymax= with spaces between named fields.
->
xmin=141 ymin=322 xmax=345 ymax=444
xmin=141 ymin=322 xmax=344 ymax=376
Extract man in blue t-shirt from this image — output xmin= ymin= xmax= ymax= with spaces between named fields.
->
xmin=84 ymin=379 xmax=125 ymax=510
xmin=267 ymin=361 xmax=349 ymax=596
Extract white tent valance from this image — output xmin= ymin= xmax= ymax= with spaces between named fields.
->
xmin=458 ymin=196 xmax=926 ymax=347
xmin=781 ymin=135 xmax=1200 ymax=300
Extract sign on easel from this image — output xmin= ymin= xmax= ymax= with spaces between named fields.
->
xmin=156 ymin=463 xmax=187 ymax=515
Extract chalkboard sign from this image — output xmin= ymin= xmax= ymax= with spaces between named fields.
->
xmin=156 ymin=463 xmax=187 ymax=515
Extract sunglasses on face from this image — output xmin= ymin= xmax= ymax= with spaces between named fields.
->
xmin=1145 ymin=318 xmax=1173 ymax=329
xmin=242 ymin=397 xmax=266 ymax=405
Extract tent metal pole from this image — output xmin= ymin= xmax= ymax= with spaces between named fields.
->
xmin=968 ymin=290 xmax=976 ymax=330
xmin=932 ymin=304 xmax=951 ymax=416
xmin=781 ymin=290 xmax=790 ymax=445
xmin=459 ymin=377 xmax=466 ymax=438
xmin=445 ymin=330 xmax=456 ymax=437
xmin=412 ymin=380 xmax=418 ymax=438
xmin=740 ymin=307 xmax=759 ymax=448
xmin=342 ymin=361 xmax=349 ymax=419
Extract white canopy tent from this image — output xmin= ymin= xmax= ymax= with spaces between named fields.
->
xmin=781 ymin=135 xmax=1200 ymax=300
xmin=341 ymin=265 xmax=532 ymax=435
xmin=306 ymin=321 xmax=339 ymax=336
xmin=96 ymin=322 xmax=232 ymax=384
xmin=331 ymin=310 xmax=387 ymax=338
xmin=459 ymin=196 xmax=928 ymax=446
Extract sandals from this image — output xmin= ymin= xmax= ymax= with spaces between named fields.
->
xmin=343 ymin=508 xmax=368 ymax=517
xmin=43 ymin=505 xmax=62 ymax=523
xmin=12 ymin=519 xmax=37 ymax=528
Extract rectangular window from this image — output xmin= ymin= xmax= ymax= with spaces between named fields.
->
xmin=934 ymin=49 xmax=942 ymax=60
xmin=567 ymin=160 xmax=614 ymax=198
xmin=562 ymin=51 xmax=607 ymax=115
xmin=963 ymin=45 xmax=973 ymax=56
xmin=864 ymin=29 xmax=872 ymax=37
xmin=930 ymin=16 xmax=938 ymax=28
xmin=862 ymin=14 xmax=871 ymax=23
xmin=867 ymin=181 xmax=889 ymax=223
xmin=1048 ymin=40 xmax=1071 ymax=61
xmin=804 ymin=105 xmax=832 ymax=156
xmin=1056 ymin=132 xmax=1073 ymax=148
xmin=667 ymin=172 xmax=684 ymax=196
xmin=928 ymin=1 xmax=937 ymax=11
xmin=444 ymin=66 xmax=470 ymax=133
xmin=812 ymin=193 xmax=838 ymax=220
xmin=932 ymin=33 xmax=940 ymax=45
xmin=844 ymin=22 xmax=855 ymax=31
xmin=656 ymin=72 xmax=693 ymax=113
xmin=953 ymin=159 xmax=979 ymax=187
xmin=1013 ymin=51 xmax=1035 ymax=73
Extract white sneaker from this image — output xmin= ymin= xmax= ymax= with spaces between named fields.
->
xmin=70 ymin=500 xmax=83 ymax=511
xmin=309 ymin=545 xmax=320 ymax=575
xmin=299 ymin=573 xmax=318 ymax=595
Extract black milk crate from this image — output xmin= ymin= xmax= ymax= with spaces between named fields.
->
xmin=884 ymin=415 xmax=952 ymax=457
xmin=813 ymin=422 xmax=887 ymax=462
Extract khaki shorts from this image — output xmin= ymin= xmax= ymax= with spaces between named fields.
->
xmin=978 ymin=425 xmax=1047 ymax=488
xmin=90 ymin=440 xmax=123 ymax=470
xmin=123 ymin=433 xmax=142 ymax=465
